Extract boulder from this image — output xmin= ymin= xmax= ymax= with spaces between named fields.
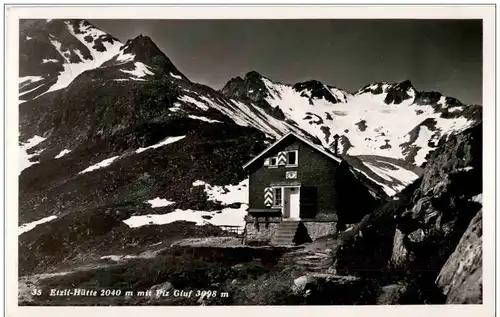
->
xmin=148 ymin=281 xmax=173 ymax=299
xmin=291 ymin=274 xmax=369 ymax=304
xmin=291 ymin=275 xmax=317 ymax=295
xmin=436 ymin=210 xmax=482 ymax=304
xmin=407 ymin=228 xmax=425 ymax=243
xmin=375 ymin=283 xmax=407 ymax=305
xmin=390 ymin=228 xmax=414 ymax=268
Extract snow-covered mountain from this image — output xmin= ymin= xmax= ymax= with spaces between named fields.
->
xmin=222 ymin=72 xmax=481 ymax=167
xmin=18 ymin=19 xmax=482 ymax=235
xmin=19 ymin=19 xmax=124 ymax=102
xmin=19 ymin=19 xmax=482 ymax=198
xmin=220 ymin=71 xmax=481 ymax=194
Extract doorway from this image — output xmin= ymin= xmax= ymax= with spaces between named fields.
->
xmin=283 ymin=186 xmax=300 ymax=220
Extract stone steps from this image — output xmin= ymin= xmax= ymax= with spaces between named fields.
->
xmin=270 ymin=221 xmax=300 ymax=246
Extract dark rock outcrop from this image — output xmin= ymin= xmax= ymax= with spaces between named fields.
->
xmin=333 ymin=122 xmax=482 ymax=304
xmin=221 ymin=71 xmax=286 ymax=121
xmin=291 ymin=274 xmax=375 ymax=304
xmin=375 ymin=283 xmax=408 ymax=305
xmin=356 ymin=80 xmax=416 ymax=105
xmin=436 ymin=209 xmax=482 ymax=304
xmin=292 ymin=80 xmax=346 ymax=104
xmin=383 ymin=80 xmax=415 ymax=105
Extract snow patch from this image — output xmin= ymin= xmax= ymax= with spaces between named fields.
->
xmin=19 ymin=215 xmax=57 ymax=235
xmin=55 ymin=149 xmax=71 ymax=159
xmin=178 ymin=95 xmax=210 ymax=111
xmin=187 ymin=115 xmax=222 ymax=123
xmin=122 ymin=204 xmax=248 ymax=232
xmin=42 ymin=58 xmax=59 ymax=63
xmin=19 ymin=135 xmax=46 ymax=174
xmin=136 ymin=135 xmax=185 ymax=154
xmin=456 ymin=166 xmax=474 ymax=172
xmin=19 ymin=76 xmax=44 ymax=87
xmin=448 ymin=106 xmax=464 ymax=113
xmin=44 ymin=37 xmax=96 ymax=94
xmin=363 ymin=163 xmax=395 ymax=182
xmin=412 ymin=126 xmax=433 ymax=166
xmin=191 ymin=178 xmax=248 ymax=205
xmin=35 ymin=22 xmax=123 ymax=96
xmin=120 ymin=62 xmax=154 ymax=79
xmin=364 ymin=161 xmax=419 ymax=188
xmin=147 ymin=197 xmax=175 ymax=208
xmin=356 ymin=168 xmax=397 ymax=197
xmin=116 ymin=52 xmax=135 ymax=63
xmin=170 ymin=72 xmax=183 ymax=79
xmin=100 ymin=254 xmax=149 ymax=261
xmin=19 ymin=83 xmax=45 ymax=97
xmin=438 ymin=96 xmax=447 ymax=106
xmin=79 ymin=156 xmax=119 ymax=174
xmin=192 ymin=180 xmax=206 ymax=186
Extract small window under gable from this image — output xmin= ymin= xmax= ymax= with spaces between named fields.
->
xmin=286 ymin=150 xmax=298 ymax=166
xmin=269 ymin=157 xmax=278 ymax=167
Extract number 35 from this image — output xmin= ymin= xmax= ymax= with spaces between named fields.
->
xmin=31 ymin=289 xmax=42 ymax=296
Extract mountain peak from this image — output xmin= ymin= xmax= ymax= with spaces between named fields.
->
xmin=120 ymin=35 xmax=163 ymax=61
xmin=221 ymin=72 xmax=266 ymax=100
xmin=292 ymin=79 xmax=348 ymax=104
xmin=393 ymin=79 xmax=414 ymax=90
xmin=111 ymin=34 xmax=187 ymax=79
xmin=245 ymin=70 xmax=263 ymax=79
xmin=355 ymin=80 xmax=416 ymax=105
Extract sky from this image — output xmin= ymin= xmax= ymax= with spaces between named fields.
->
xmin=90 ymin=19 xmax=483 ymax=105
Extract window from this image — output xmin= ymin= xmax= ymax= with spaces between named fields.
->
xmin=286 ymin=150 xmax=298 ymax=166
xmin=273 ymin=187 xmax=282 ymax=206
xmin=269 ymin=157 xmax=278 ymax=167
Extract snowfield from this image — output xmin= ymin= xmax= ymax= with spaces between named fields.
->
xmin=19 ymin=215 xmax=57 ymax=235
xmin=362 ymin=161 xmax=420 ymax=196
xmin=42 ymin=58 xmax=59 ymax=63
xmin=120 ymin=62 xmax=154 ymax=80
xmin=45 ymin=31 xmax=120 ymax=95
xmin=192 ymin=178 xmax=249 ymax=205
xmin=170 ymin=72 xmax=183 ymax=80
xmin=256 ymin=76 xmax=475 ymax=165
xmin=79 ymin=156 xmax=120 ymax=174
xmin=19 ymin=76 xmax=44 ymax=87
xmin=123 ymin=179 xmax=250 ymax=231
xmin=19 ymin=135 xmax=47 ymax=174
xmin=146 ymin=197 xmax=175 ymax=208
xmin=122 ymin=204 xmax=248 ymax=232
xmin=135 ymin=135 xmax=186 ymax=153
xmin=22 ymin=20 xmax=124 ymax=100
xmin=187 ymin=115 xmax=222 ymax=123
xmin=54 ymin=149 xmax=71 ymax=159
xmin=178 ymin=95 xmax=211 ymax=111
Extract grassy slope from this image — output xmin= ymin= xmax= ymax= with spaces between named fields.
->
xmin=19 ymin=105 xmax=268 ymax=275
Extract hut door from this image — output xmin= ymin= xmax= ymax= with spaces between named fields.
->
xmin=284 ymin=187 xmax=300 ymax=220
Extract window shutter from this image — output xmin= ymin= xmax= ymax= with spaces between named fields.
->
xmin=277 ymin=151 xmax=287 ymax=165
xmin=300 ymin=186 xmax=318 ymax=218
xmin=264 ymin=187 xmax=273 ymax=207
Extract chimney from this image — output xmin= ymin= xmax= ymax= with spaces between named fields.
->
xmin=333 ymin=134 xmax=340 ymax=156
